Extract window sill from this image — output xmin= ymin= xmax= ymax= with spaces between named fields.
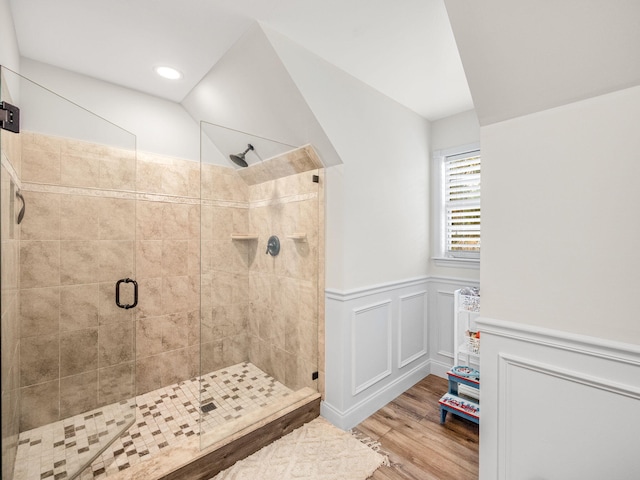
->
xmin=432 ymin=257 xmax=480 ymax=269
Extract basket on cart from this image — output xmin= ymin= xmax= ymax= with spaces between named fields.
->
xmin=465 ymin=331 xmax=480 ymax=354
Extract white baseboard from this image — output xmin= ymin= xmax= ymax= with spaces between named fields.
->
xmin=321 ymin=360 xmax=431 ymax=430
xmin=427 ymin=358 xmax=451 ymax=379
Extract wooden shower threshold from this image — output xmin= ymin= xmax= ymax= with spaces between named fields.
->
xmin=106 ymin=389 xmax=321 ymax=480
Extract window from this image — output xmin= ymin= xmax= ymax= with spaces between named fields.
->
xmin=432 ymin=144 xmax=481 ymax=267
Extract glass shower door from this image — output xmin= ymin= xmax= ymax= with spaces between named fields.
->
xmin=1 ymin=66 xmax=137 ymax=480
xmin=199 ymin=121 xmax=322 ymax=450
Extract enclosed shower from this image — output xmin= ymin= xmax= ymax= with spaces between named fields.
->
xmin=1 ymin=67 xmax=323 ymax=480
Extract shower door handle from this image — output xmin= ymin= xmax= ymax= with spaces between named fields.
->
xmin=16 ymin=190 xmax=25 ymax=224
xmin=115 ymin=278 xmax=138 ymax=309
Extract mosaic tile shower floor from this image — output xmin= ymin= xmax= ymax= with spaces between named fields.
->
xmin=14 ymin=362 xmax=292 ymax=480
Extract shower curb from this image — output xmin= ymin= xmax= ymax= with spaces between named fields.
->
xmin=162 ymin=395 xmax=321 ymax=480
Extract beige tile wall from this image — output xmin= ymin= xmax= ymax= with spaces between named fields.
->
xmin=16 ymin=132 xmax=325 ymax=434
xmin=136 ymin=198 xmax=200 ymax=393
xmin=200 ymin=164 xmax=250 ymax=374
xmin=18 ymin=133 xmax=138 ymax=431
xmin=16 ymin=132 xmax=204 ymax=431
xmin=246 ymin=168 xmax=322 ymax=392
xmin=134 ymin=150 xmax=201 ymax=395
xmin=199 ymin=148 xmax=324 ymax=395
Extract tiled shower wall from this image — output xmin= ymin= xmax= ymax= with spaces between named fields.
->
xmin=15 ymin=131 xmax=324 ymax=433
xmin=17 ymin=132 xmax=139 ymax=431
xmin=247 ymin=170 xmax=322 ymax=391
xmin=200 ymin=164 xmax=251 ymax=375
xmin=199 ymin=150 xmax=324 ymax=394
xmin=17 ymin=133 xmax=204 ymax=431
xmin=133 ymin=150 xmax=202 ymax=396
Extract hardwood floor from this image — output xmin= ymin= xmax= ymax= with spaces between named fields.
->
xmin=355 ymin=375 xmax=479 ymax=480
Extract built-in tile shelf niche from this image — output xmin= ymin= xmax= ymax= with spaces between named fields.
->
xmin=286 ymin=233 xmax=307 ymax=241
xmin=231 ymin=233 xmax=307 ymax=241
xmin=231 ymin=234 xmax=259 ymax=240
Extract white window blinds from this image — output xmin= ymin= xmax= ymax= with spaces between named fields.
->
xmin=444 ymin=150 xmax=481 ymax=258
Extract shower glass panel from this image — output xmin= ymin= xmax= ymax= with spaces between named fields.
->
xmin=199 ymin=122 xmax=323 ymax=449
xmin=1 ymin=67 xmax=137 ymax=480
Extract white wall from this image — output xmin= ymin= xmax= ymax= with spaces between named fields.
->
xmin=444 ymin=4 xmax=640 ymax=479
xmin=0 ymin=0 xmax=21 ymax=101
xmin=3 ymin=8 xmax=199 ymax=160
xmin=429 ymin=109 xmax=481 ymax=281
xmin=445 ymin=0 xmax=640 ymax=126
xmin=19 ymin=59 xmax=200 ymax=161
xmin=0 ymin=0 xmax=19 ymax=72
xmin=182 ymin=23 xmax=342 ymax=169
xmin=481 ymin=86 xmax=640 ymax=345
xmin=430 ymin=109 xmax=480 ymax=152
xmin=266 ymin=26 xmax=431 ymax=291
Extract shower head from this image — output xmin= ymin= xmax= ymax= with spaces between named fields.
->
xmin=229 ymin=144 xmax=254 ymax=168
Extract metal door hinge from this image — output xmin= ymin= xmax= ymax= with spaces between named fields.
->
xmin=1 ymin=101 xmax=20 ymax=133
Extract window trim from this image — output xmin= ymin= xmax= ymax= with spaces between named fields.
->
xmin=431 ymin=142 xmax=481 ymax=269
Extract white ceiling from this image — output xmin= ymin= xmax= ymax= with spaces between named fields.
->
xmin=445 ymin=0 xmax=640 ymax=125
xmin=9 ymin=0 xmax=473 ymax=121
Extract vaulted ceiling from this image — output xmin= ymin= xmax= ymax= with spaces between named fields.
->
xmin=10 ymin=0 xmax=639 ymax=131
xmin=444 ymin=0 xmax=640 ymax=125
xmin=9 ymin=0 xmax=473 ymax=121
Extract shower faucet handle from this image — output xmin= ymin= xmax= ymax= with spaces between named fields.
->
xmin=266 ymin=235 xmax=280 ymax=256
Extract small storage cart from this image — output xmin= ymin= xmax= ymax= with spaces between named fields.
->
xmin=439 ymin=288 xmax=480 ymax=424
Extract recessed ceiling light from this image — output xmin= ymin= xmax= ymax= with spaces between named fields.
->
xmin=154 ymin=66 xmax=182 ymax=80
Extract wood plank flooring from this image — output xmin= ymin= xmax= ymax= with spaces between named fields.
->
xmin=355 ymin=375 xmax=479 ymax=480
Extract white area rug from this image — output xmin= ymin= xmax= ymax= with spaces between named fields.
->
xmin=211 ymin=417 xmax=387 ymax=480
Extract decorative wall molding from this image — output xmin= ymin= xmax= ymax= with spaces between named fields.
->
xmin=323 ymin=275 xmax=479 ymax=430
xmin=398 ymin=291 xmax=428 ymax=368
xmin=478 ymin=317 xmax=640 ymax=480
xmin=435 ymin=289 xmax=455 ymax=359
xmin=324 ymin=276 xmax=432 ymax=429
xmin=325 ymin=276 xmax=429 ymax=302
xmin=351 ymin=300 xmax=392 ymax=395
xmin=478 ymin=317 xmax=640 ymax=366
xmin=498 ymin=353 xmax=640 ymax=406
xmin=324 ymin=276 xmax=640 ymax=476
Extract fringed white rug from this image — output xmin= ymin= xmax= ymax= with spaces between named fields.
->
xmin=211 ymin=417 xmax=388 ymax=480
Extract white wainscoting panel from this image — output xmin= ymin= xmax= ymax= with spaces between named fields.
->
xmin=323 ymin=276 xmax=480 ymax=430
xmin=436 ymin=290 xmax=454 ymax=359
xmin=323 ymin=277 xmax=431 ymax=429
xmin=398 ymin=291 xmax=428 ymax=368
xmin=352 ymin=300 xmax=392 ymax=395
xmin=478 ymin=317 xmax=640 ymax=480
